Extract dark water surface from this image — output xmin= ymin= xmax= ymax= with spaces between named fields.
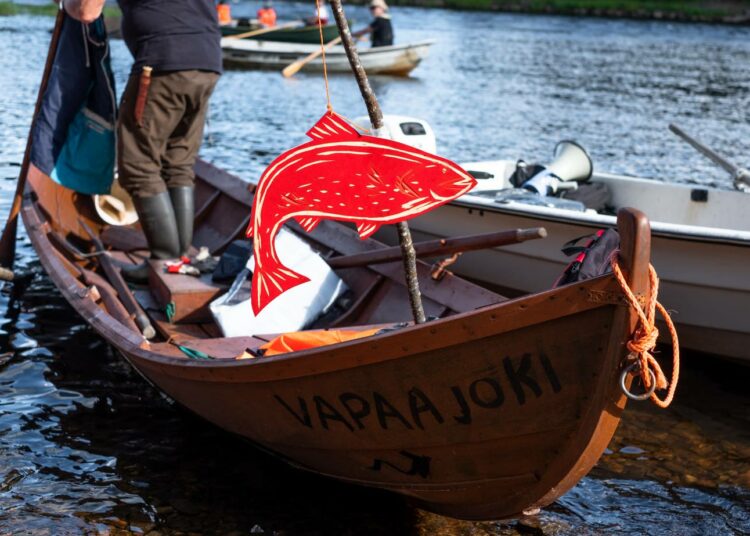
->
xmin=1 ymin=4 xmax=749 ymax=535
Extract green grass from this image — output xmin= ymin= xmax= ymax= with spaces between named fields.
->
xmin=0 ymin=2 xmax=120 ymax=17
xmin=392 ymin=0 xmax=748 ymax=19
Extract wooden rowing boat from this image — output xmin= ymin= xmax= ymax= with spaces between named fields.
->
xmin=105 ymin=19 xmax=340 ymax=44
xmin=221 ymin=22 xmax=340 ymax=44
xmin=21 ymin=158 xmax=653 ymax=520
xmin=221 ymin=39 xmax=434 ymax=76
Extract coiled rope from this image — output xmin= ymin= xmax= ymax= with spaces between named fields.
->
xmin=611 ymin=253 xmax=680 ymax=408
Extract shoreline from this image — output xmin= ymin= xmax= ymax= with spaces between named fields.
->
xmin=347 ymin=0 xmax=750 ymax=25
xmin=384 ymin=0 xmax=750 ymax=25
xmin=1 ymin=1 xmax=748 ymax=26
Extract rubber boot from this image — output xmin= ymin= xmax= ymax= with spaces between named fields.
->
xmin=122 ymin=192 xmax=181 ymax=284
xmin=169 ymin=186 xmax=194 ymax=256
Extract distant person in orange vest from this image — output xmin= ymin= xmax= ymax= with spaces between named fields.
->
xmin=217 ymin=0 xmax=232 ymax=26
xmin=257 ymin=0 xmax=277 ymax=27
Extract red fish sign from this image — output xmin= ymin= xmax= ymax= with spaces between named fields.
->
xmin=247 ymin=111 xmax=477 ymax=314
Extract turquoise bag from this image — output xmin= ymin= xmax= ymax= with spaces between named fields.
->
xmin=50 ymin=107 xmax=115 ymax=195
xmin=32 ymin=14 xmax=117 ymax=195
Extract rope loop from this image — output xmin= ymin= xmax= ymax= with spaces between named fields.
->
xmin=610 ymin=252 xmax=680 ymax=408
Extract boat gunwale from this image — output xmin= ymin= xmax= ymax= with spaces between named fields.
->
xmin=220 ymin=38 xmax=436 ymax=55
xmin=452 ymin=192 xmax=750 ymax=246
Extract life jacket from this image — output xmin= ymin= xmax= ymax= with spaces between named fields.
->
xmin=256 ymin=328 xmax=381 ymax=356
xmin=216 ymin=3 xmax=231 ymax=25
xmin=257 ymin=8 xmax=277 ymax=27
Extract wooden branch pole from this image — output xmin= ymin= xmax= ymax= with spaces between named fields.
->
xmin=282 ymin=35 xmax=343 ymax=78
xmin=0 ymin=9 xmax=65 ymax=275
xmin=328 ymin=0 xmax=426 ymax=324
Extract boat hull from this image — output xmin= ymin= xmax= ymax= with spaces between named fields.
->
xmin=221 ymin=23 xmax=340 ymax=43
xmin=20 ymin=161 xmax=651 ymax=520
xmin=125 ymin=279 xmax=630 ymax=520
xmin=221 ymin=39 xmax=434 ymax=75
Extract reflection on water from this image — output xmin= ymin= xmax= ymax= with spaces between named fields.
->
xmin=1 ymin=5 xmax=749 ymax=535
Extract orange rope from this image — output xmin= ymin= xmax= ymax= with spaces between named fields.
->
xmin=314 ymin=0 xmax=332 ymax=112
xmin=611 ymin=254 xmax=680 ymax=408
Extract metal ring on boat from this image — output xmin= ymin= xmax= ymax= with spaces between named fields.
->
xmin=620 ymin=362 xmax=657 ymax=401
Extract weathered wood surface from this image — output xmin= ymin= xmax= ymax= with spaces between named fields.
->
xmin=19 ymin=157 xmax=650 ymax=520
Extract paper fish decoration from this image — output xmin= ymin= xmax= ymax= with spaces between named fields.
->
xmin=247 ymin=111 xmax=477 ymax=314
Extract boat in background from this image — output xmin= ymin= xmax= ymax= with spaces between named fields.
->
xmin=221 ymin=21 xmax=341 ymax=43
xmin=104 ymin=17 xmax=341 ymax=44
xmin=222 ymin=38 xmax=434 ymax=75
xmin=367 ymin=116 xmax=750 ymax=363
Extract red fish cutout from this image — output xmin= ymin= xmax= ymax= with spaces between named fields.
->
xmin=246 ymin=111 xmax=477 ymax=314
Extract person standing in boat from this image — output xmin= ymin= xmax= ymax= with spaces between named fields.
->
xmin=62 ymin=0 xmax=222 ymax=282
xmin=257 ymin=0 xmax=277 ymax=27
xmin=353 ymin=0 xmax=393 ymax=47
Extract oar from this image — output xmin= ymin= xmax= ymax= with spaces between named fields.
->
xmin=0 ymin=9 xmax=65 ymax=279
xmin=668 ymin=123 xmax=750 ymax=191
xmin=327 ymin=227 xmax=547 ymax=269
xmin=79 ymin=221 xmax=157 ymax=340
xmin=224 ymin=21 xmax=300 ymax=40
xmin=282 ymin=35 xmax=342 ymax=78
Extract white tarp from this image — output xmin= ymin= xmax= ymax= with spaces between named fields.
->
xmin=210 ymin=228 xmax=347 ymax=337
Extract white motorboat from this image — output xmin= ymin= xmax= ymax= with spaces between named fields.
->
xmin=369 ymin=117 xmax=750 ymax=363
xmin=221 ymin=38 xmax=434 ymax=75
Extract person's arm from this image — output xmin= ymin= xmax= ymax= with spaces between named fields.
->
xmin=62 ymin=0 xmax=106 ymax=24
xmin=351 ymin=26 xmax=372 ymax=39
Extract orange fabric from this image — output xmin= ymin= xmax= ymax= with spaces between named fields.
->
xmin=257 ymin=8 xmax=277 ymax=27
xmin=259 ymin=328 xmax=381 ymax=356
xmin=217 ymin=4 xmax=231 ymax=25
xmin=611 ymin=254 xmax=680 ymax=408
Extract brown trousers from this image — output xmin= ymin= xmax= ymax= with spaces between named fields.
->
xmin=118 ymin=70 xmax=219 ymax=199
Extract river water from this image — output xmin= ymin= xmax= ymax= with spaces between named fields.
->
xmin=1 ymin=3 xmax=749 ymax=535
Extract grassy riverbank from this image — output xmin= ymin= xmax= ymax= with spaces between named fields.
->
xmin=387 ymin=0 xmax=750 ymax=23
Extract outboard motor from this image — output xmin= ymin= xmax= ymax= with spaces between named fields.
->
xmin=354 ymin=115 xmax=437 ymax=154
xmin=521 ymin=140 xmax=593 ymax=195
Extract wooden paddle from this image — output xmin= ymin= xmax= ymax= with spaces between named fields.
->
xmin=327 ymin=227 xmax=547 ymax=269
xmin=224 ymin=21 xmax=300 ymax=40
xmin=282 ymin=35 xmax=343 ymax=78
xmin=0 ymin=9 xmax=65 ymax=279
xmin=79 ymin=221 xmax=157 ymax=340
